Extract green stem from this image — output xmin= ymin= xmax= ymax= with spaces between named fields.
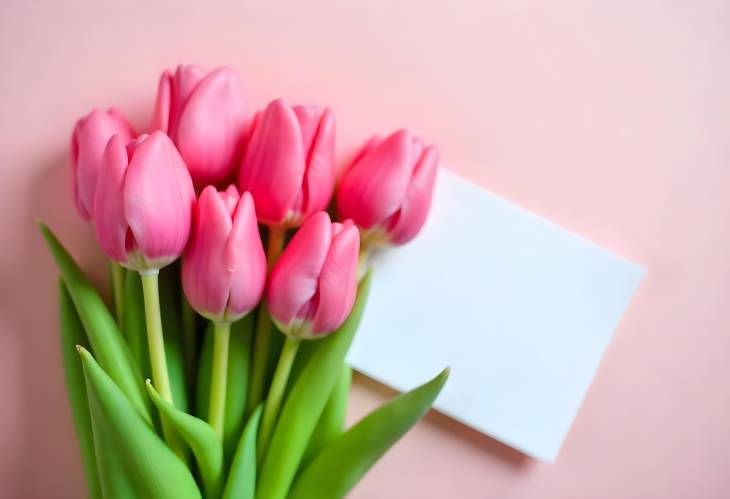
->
xmin=109 ymin=261 xmax=125 ymax=328
xmin=208 ymin=321 xmax=231 ymax=440
xmin=257 ymin=336 xmax=300 ymax=463
xmin=246 ymin=226 xmax=286 ymax=417
xmin=140 ymin=271 xmax=186 ymax=460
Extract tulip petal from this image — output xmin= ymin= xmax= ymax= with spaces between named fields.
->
xmin=124 ymin=132 xmax=195 ymax=266
xmin=311 ymin=223 xmax=359 ymax=335
xmin=386 ymin=145 xmax=440 ymax=245
xmin=93 ymin=134 xmax=131 ymax=264
xmin=225 ymin=191 xmax=267 ymax=320
xmin=183 ymin=186 xmax=234 ymax=320
xmin=267 ymin=212 xmax=331 ymax=328
xmin=239 ymin=100 xmax=304 ymax=225
xmin=150 ymin=70 xmax=173 ymax=133
xmin=302 ymin=108 xmax=335 ymax=218
xmin=336 ymin=129 xmax=414 ymax=229
xmin=176 ymin=67 xmax=246 ymax=185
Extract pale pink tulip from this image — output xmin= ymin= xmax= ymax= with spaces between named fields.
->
xmin=71 ymin=109 xmax=134 ymax=220
xmin=93 ymin=131 xmax=195 ymax=272
xmin=239 ymin=99 xmax=335 ymax=227
xmin=151 ymin=65 xmax=247 ymax=187
xmin=267 ymin=212 xmax=359 ymax=338
xmin=182 ymin=186 xmax=267 ymax=323
xmin=336 ymin=129 xmax=439 ymax=246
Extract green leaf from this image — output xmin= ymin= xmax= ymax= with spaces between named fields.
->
xmin=223 ymin=405 xmax=263 ymax=499
xmin=289 ymin=368 xmax=449 ymax=499
xmin=196 ymin=317 xmax=253 ymax=464
xmin=122 ymin=271 xmax=149 ymax=378
xmin=146 ymin=381 xmax=223 ymax=499
xmin=159 ymin=265 xmax=188 ymax=412
xmin=255 ymin=273 xmax=372 ymax=499
xmin=59 ymin=281 xmax=102 ymax=499
xmin=302 ymin=364 xmax=352 ymax=467
xmin=78 ymin=347 xmax=201 ymax=499
xmin=39 ymin=222 xmax=151 ymax=423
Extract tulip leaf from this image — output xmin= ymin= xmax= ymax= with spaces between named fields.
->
xmin=255 ymin=273 xmax=372 ymax=499
xmin=302 ymin=364 xmax=352 ymax=467
xmin=122 ymin=270 xmax=149 ymax=378
xmin=222 ymin=405 xmax=263 ymax=499
xmin=146 ymin=381 xmax=223 ymax=499
xmin=78 ymin=347 xmax=201 ymax=499
xmin=159 ymin=265 xmax=188 ymax=412
xmin=39 ymin=222 xmax=151 ymax=423
xmin=59 ymin=281 xmax=102 ymax=499
xmin=288 ymin=368 xmax=449 ymax=499
xmin=196 ymin=316 xmax=253 ymax=463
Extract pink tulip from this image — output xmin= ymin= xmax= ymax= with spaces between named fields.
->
xmin=336 ymin=129 xmax=439 ymax=246
xmin=151 ymin=65 xmax=247 ymax=187
xmin=93 ymin=131 xmax=195 ymax=272
xmin=267 ymin=212 xmax=359 ymax=338
xmin=182 ymin=186 xmax=267 ymax=323
xmin=239 ymin=99 xmax=335 ymax=227
xmin=71 ymin=109 xmax=134 ymax=220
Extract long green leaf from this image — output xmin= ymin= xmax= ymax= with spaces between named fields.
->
xmin=79 ymin=347 xmax=201 ymax=499
xmin=302 ymin=364 xmax=352 ymax=466
xmin=39 ymin=222 xmax=151 ymax=422
xmin=223 ymin=405 xmax=263 ymax=499
xmin=289 ymin=368 xmax=449 ymax=499
xmin=196 ymin=316 xmax=253 ymax=463
xmin=146 ymin=381 xmax=223 ymax=499
xmin=122 ymin=270 xmax=148 ymax=378
xmin=59 ymin=281 xmax=102 ymax=499
xmin=255 ymin=273 xmax=372 ymax=499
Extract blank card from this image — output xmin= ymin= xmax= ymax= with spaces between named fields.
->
xmin=347 ymin=169 xmax=644 ymax=462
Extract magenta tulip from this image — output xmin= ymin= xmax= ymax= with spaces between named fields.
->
xmin=151 ymin=65 xmax=247 ymax=187
xmin=93 ymin=131 xmax=195 ymax=272
xmin=239 ymin=99 xmax=335 ymax=227
xmin=182 ymin=186 xmax=267 ymax=323
xmin=336 ymin=129 xmax=439 ymax=246
xmin=267 ymin=212 xmax=359 ymax=339
xmin=71 ymin=109 xmax=134 ymax=220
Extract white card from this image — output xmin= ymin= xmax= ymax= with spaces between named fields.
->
xmin=347 ymin=169 xmax=644 ymax=462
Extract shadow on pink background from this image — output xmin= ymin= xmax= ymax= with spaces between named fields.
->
xmin=1 ymin=1 xmax=729 ymax=498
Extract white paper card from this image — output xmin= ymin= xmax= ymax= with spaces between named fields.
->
xmin=347 ymin=169 xmax=644 ymax=462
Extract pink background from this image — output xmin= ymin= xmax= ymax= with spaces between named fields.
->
xmin=1 ymin=1 xmax=729 ymax=497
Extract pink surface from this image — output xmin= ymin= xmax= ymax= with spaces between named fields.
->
xmin=1 ymin=1 xmax=729 ymax=498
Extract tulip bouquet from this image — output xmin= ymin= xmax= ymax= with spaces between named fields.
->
xmin=41 ymin=65 xmax=447 ymax=499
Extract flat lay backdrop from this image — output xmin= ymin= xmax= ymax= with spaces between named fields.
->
xmin=1 ymin=1 xmax=729 ymax=498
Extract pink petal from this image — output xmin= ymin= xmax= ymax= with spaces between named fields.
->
xmin=150 ymin=70 xmax=173 ymax=133
xmin=124 ymin=132 xmax=195 ymax=265
xmin=92 ymin=134 xmax=130 ymax=263
xmin=310 ymin=221 xmax=360 ymax=335
xmin=182 ymin=186 xmax=234 ymax=319
xmin=224 ymin=191 xmax=267 ymax=320
xmin=239 ymin=99 xmax=304 ymax=225
xmin=267 ymin=212 xmax=332 ymax=327
xmin=336 ymin=129 xmax=415 ymax=229
xmin=169 ymin=65 xmax=206 ymax=136
xmin=176 ymin=67 xmax=247 ymax=186
xmin=387 ymin=145 xmax=440 ymax=245
xmin=302 ymin=107 xmax=335 ymax=218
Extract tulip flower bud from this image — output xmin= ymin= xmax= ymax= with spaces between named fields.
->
xmin=182 ymin=186 xmax=267 ymax=323
xmin=151 ymin=65 xmax=247 ymax=187
xmin=267 ymin=212 xmax=359 ymax=339
xmin=93 ymin=131 xmax=195 ymax=272
xmin=336 ymin=129 xmax=439 ymax=246
xmin=71 ymin=109 xmax=134 ymax=220
xmin=239 ymin=99 xmax=335 ymax=227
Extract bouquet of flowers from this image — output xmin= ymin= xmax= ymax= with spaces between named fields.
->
xmin=41 ymin=64 xmax=447 ymax=499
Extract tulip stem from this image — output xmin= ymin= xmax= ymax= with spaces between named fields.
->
xmin=257 ymin=336 xmax=300 ymax=463
xmin=140 ymin=270 xmax=187 ymax=460
xmin=108 ymin=261 xmax=125 ymax=327
xmin=246 ymin=226 xmax=287 ymax=417
xmin=209 ymin=321 xmax=231 ymax=440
